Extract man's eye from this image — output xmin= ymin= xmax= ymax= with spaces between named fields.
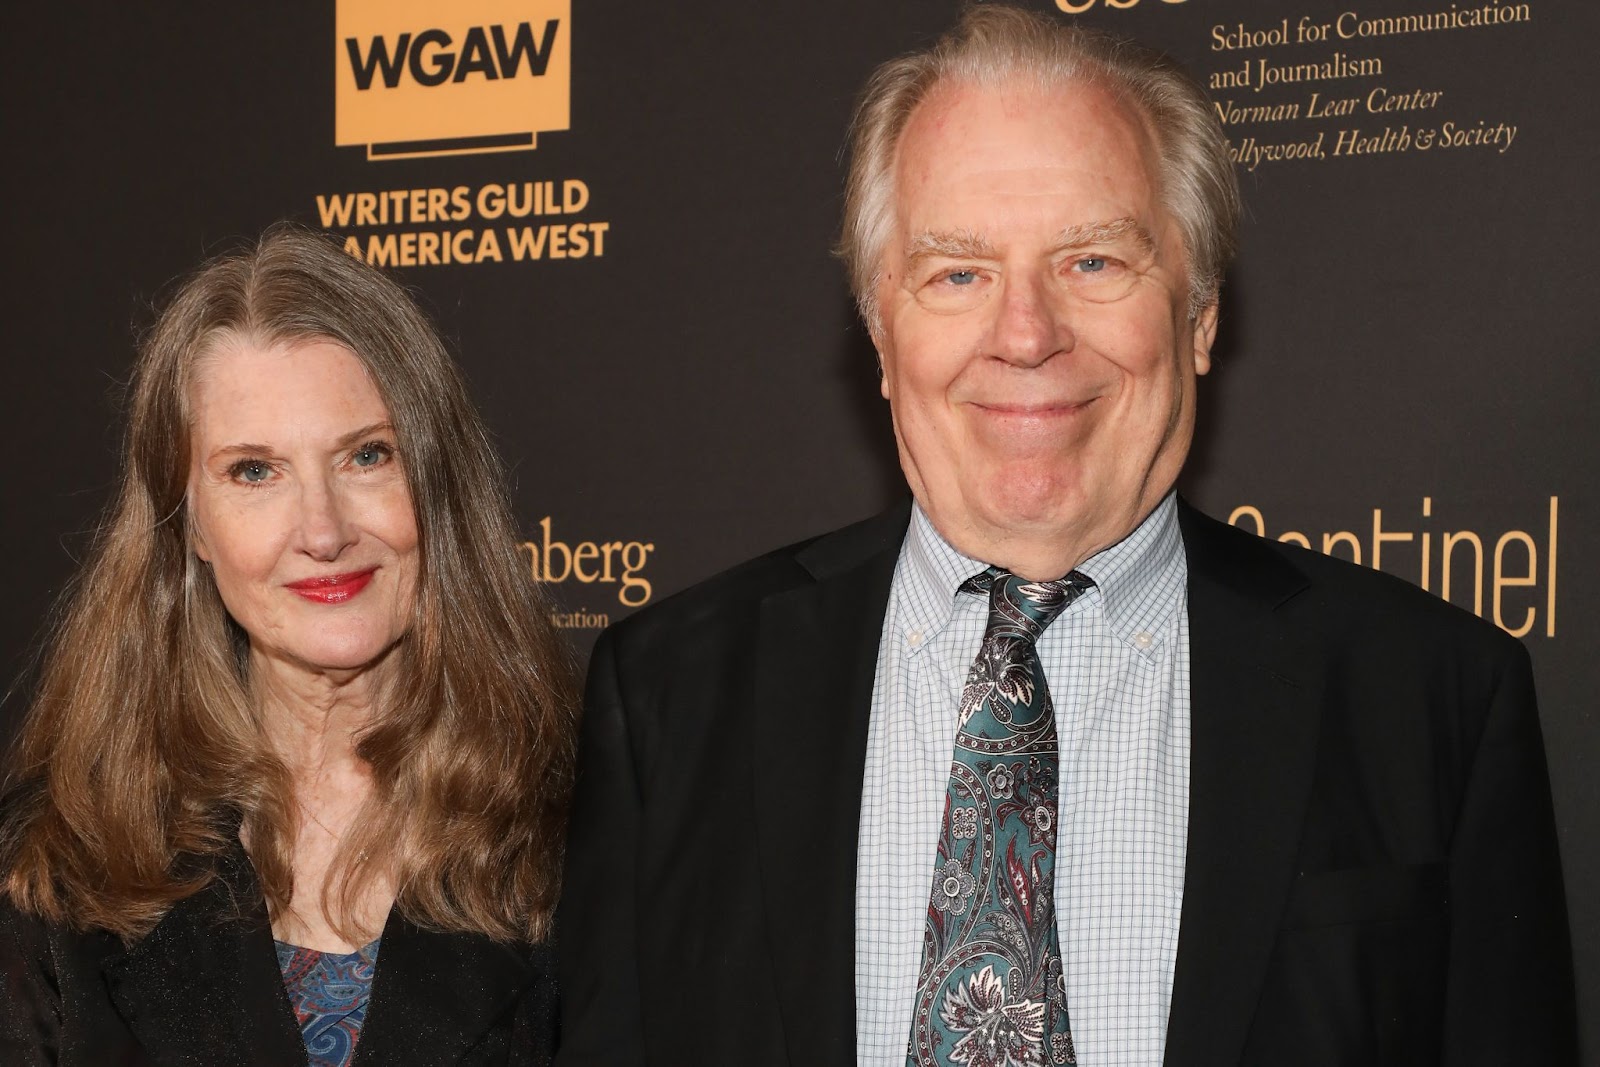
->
xmin=1075 ymin=257 xmax=1108 ymax=274
xmin=229 ymin=460 xmax=272 ymax=484
xmin=943 ymin=270 xmax=979 ymax=286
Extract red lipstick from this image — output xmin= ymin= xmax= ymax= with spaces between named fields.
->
xmin=285 ymin=568 xmax=376 ymax=604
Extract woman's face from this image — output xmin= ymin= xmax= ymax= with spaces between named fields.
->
xmin=187 ymin=338 xmax=420 ymax=680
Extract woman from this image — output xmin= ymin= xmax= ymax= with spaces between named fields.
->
xmin=0 ymin=227 xmax=577 ymax=1066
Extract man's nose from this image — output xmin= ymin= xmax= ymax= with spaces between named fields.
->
xmin=296 ymin=476 xmax=357 ymax=562
xmin=987 ymin=270 xmax=1073 ymax=368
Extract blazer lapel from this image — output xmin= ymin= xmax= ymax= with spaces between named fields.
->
xmin=354 ymin=915 xmax=538 ymax=1065
xmin=751 ymin=503 xmax=910 ymax=1066
xmin=103 ymin=846 xmax=306 ymax=1066
xmin=1163 ymin=504 xmax=1324 ymax=1066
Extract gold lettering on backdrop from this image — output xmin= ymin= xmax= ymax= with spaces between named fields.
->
xmin=1201 ymin=2 xmax=1534 ymax=167
xmin=549 ymin=609 xmax=610 ymax=631
xmin=323 ymin=4 xmax=611 ymax=264
xmin=1414 ymin=121 xmax=1519 ymax=153
xmin=1212 ymin=20 xmax=1292 ymax=52
xmin=1215 ymin=100 xmax=1300 ymax=125
xmin=1256 ymin=53 xmax=1383 ymax=91
xmin=1441 ymin=530 xmax=1484 ymax=615
xmin=1493 ymin=531 xmax=1538 ymax=637
xmin=1227 ymin=497 xmax=1560 ymax=638
xmin=1305 ymin=92 xmax=1359 ymax=118
xmin=1336 ymin=5 xmax=1533 ymax=41
xmin=1056 ymin=0 xmax=1187 ymax=13
xmin=1371 ymin=508 xmax=1412 ymax=571
xmin=1322 ymin=529 xmax=1362 ymax=563
xmin=1228 ymin=133 xmax=1328 ymax=171
xmin=1367 ymin=87 xmax=1444 ymax=113
xmin=519 ymin=517 xmax=655 ymax=608
xmin=317 ymin=181 xmax=612 ymax=268
xmin=1420 ymin=496 xmax=1433 ymax=590
xmin=1333 ymin=125 xmax=1414 ymax=156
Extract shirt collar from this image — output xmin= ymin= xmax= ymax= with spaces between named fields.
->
xmin=900 ymin=491 xmax=1186 ymax=654
xmin=895 ymin=504 xmax=987 ymax=651
xmin=1071 ymin=491 xmax=1186 ymax=652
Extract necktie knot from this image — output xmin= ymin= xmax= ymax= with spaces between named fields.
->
xmin=962 ymin=567 xmax=1094 ymax=645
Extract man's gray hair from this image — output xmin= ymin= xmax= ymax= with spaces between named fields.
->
xmin=838 ymin=4 xmax=1240 ymax=331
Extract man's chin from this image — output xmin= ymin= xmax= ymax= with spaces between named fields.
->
xmin=915 ymin=485 xmax=1093 ymax=563
xmin=976 ymin=474 xmax=1092 ymax=534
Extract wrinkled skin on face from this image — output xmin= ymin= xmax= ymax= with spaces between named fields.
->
xmin=188 ymin=339 xmax=419 ymax=685
xmin=874 ymin=78 xmax=1218 ymax=579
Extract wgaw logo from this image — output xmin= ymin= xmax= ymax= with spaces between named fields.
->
xmin=336 ymin=0 xmax=570 ymax=160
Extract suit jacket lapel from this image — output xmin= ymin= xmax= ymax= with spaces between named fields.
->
xmin=103 ymin=845 xmax=306 ymax=1066
xmin=1164 ymin=503 xmax=1324 ymax=1066
xmin=355 ymin=915 xmax=539 ymax=1065
xmin=751 ymin=502 xmax=909 ymax=1066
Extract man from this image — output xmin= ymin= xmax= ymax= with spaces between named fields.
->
xmin=558 ymin=7 xmax=1575 ymax=1065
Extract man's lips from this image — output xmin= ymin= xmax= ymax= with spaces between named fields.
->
xmin=969 ymin=398 xmax=1096 ymax=417
xmin=284 ymin=568 xmax=377 ymax=604
xmin=962 ymin=398 xmax=1099 ymax=444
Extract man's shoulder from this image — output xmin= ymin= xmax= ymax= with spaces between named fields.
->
xmin=599 ymin=502 xmax=910 ymax=656
xmin=1181 ymin=502 xmax=1526 ymax=664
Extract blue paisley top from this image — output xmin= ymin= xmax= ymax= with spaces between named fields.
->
xmin=274 ymin=937 xmax=381 ymax=1067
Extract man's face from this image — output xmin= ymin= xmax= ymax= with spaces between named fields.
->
xmin=873 ymin=77 xmax=1217 ymax=576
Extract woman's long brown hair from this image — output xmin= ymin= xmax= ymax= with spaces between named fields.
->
xmin=1 ymin=225 xmax=579 ymax=943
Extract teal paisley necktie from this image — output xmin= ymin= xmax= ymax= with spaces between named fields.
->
xmin=907 ymin=568 xmax=1093 ymax=1067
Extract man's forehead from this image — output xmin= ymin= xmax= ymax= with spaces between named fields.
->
xmin=886 ymin=77 xmax=1169 ymax=255
xmin=903 ymin=75 xmax=1141 ymax=149
xmin=895 ymin=80 xmax=1156 ymax=189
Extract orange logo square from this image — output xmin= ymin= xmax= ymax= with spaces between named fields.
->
xmin=336 ymin=0 xmax=571 ymax=160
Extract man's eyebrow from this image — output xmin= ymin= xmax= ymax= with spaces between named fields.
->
xmin=904 ymin=229 xmax=999 ymax=262
xmin=1050 ymin=217 xmax=1156 ymax=254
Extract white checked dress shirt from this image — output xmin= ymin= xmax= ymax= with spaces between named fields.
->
xmin=855 ymin=493 xmax=1191 ymax=1066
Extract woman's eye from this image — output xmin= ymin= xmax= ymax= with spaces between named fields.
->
xmin=351 ymin=442 xmax=394 ymax=468
xmin=229 ymin=459 xmax=273 ymax=485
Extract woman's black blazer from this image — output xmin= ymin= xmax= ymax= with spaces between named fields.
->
xmin=0 ymin=842 xmax=556 ymax=1065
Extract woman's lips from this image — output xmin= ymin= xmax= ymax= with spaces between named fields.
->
xmin=284 ymin=568 xmax=377 ymax=604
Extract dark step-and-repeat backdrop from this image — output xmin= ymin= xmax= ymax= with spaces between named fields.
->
xmin=3 ymin=0 xmax=1595 ymax=1048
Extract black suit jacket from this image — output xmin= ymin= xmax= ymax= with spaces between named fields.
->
xmin=0 ymin=840 xmax=556 ymax=1066
xmin=557 ymin=501 xmax=1575 ymax=1066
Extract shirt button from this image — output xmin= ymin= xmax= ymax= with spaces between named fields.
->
xmin=1131 ymin=631 xmax=1154 ymax=650
xmin=907 ymin=628 xmax=925 ymax=648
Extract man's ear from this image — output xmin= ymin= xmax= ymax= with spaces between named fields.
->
xmin=869 ymin=317 xmax=891 ymax=398
xmin=1191 ymin=301 xmax=1220 ymax=376
xmin=865 ymin=305 xmax=892 ymax=398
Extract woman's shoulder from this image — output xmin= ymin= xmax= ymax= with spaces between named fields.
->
xmin=0 ymin=784 xmax=101 ymax=966
xmin=0 ymin=778 xmax=59 ymax=961
xmin=0 ymin=892 xmax=123 ymax=973
xmin=0 ymin=891 xmax=68 ymax=1043
xmin=0 ymin=892 xmax=54 ymax=956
